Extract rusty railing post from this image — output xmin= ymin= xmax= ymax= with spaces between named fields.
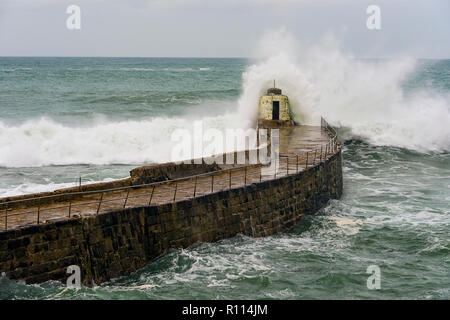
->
xmin=296 ymin=154 xmax=299 ymax=172
xmin=229 ymin=170 xmax=232 ymax=189
xmin=305 ymin=152 xmax=309 ymax=169
xmin=211 ymin=175 xmax=214 ymax=193
xmin=194 ymin=176 xmax=198 ymax=197
xmin=314 ymin=149 xmax=317 ymax=165
xmin=4 ymin=203 xmax=7 ymax=231
xmin=274 ymin=159 xmax=277 ymax=179
xmin=68 ymin=202 xmax=72 ymax=218
xmin=259 ymin=167 xmax=262 ymax=182
xmin=149 ymin=185 xmax=156 ymax=205
xmin=244 ymin=166 xmax=247 ymax=185
xmin=173 ymin=182 xmax=178 ymax=202
xmin=123 ymin=188 xmax=130 ymax=208
xmin=286 ymin=157 xmax=289 ymax=175
xmin=37 ymin=198 xmax=41 ymax=224
xmin=96 ymin=192 xmax=104 ymax=215
xmin=320 ymin=146 xmax=323 ymax=162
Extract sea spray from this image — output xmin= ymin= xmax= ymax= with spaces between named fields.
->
xmin=0 ymin=114 xmax=249 ymax=168
xmin=238 ymin=30 xmax=450 ymax=152
xmin=237 ymin=28 xmax=320 ymax=126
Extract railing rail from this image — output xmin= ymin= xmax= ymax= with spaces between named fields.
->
xmin=0 ymin=119 xmax=339 ymax=231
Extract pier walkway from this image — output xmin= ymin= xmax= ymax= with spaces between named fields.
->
xmin=0 ymin=124 xmax=338 ymax=232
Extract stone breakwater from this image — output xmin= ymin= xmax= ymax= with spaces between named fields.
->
xmin=0 ymin=126 xmax=343 ymax=286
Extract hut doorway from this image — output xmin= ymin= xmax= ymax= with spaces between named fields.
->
xmin=272 ymin=101 xmax=279 ymax=120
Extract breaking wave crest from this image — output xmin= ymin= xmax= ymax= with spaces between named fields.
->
xmin=238 ymin=29 xmax=450 ymax=153
xmin=0 ymin=114 xmax=246 ymax=168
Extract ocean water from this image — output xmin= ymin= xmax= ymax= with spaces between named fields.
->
xmin=0 ymin=56 xmax=449 ymax=300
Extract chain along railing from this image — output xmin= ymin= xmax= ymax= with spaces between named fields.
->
xmin=0 ymin=119 xmax=339 ymax=231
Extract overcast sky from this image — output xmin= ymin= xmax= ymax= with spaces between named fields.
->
xmin=0 ymin=0 xmax=449 ymax=58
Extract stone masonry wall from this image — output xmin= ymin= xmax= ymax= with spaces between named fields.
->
xmin=0 ymin=150 xmax=343 ymax=286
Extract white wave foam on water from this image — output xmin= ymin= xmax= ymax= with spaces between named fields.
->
xmin=329 ymin=216 xmax=362 ymax=236
xmin=0 ymin=68 xmax=32 ymax=72
xmin=162 ymin=67 xmax=194 ymax=72
xmin=238 ymin=29 xmax=450 ymax=153
xmin=119 ymin=68 xmax=155 ymax=71
xmin=0 ymin=181 xmax=77 ymax=197
xmin=0 ymin=178 xmax=118 ymax=197
xmin=0 ymin=113 xmax=248 ymax=168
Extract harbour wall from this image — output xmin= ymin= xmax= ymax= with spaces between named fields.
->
xmin=0 ymin=150 xmax=342 ymax=285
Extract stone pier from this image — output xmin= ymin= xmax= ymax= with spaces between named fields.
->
xmin=0 ymin=125 xmax=343 ymax=285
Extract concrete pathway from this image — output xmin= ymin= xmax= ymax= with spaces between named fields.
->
xmin=1 ymin=126 xmax=335 ymax=231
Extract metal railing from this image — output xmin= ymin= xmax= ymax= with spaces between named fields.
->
xmin=0 ymin=119 xmax=339 ymax=231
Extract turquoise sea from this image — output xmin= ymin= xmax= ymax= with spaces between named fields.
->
xmin=0 ymin=57 xmax=448 ymax=299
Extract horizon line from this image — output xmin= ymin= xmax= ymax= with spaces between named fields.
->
xmin=1 ymin=56 xmax=449 ymax=60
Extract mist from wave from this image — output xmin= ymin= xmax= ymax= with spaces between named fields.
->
xmin=237 ymin=29 xmax=450 ymax=153
xmin=0 ymin=111 xmax=250 ymax=168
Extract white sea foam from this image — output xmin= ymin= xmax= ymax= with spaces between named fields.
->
xmin=238 ymin=28 xmax=450 ymax=152
xmin=0 ymin=177 xmax=119 ymax=197
xmin=119 ymin=67 xmax=155 ymax=71
xmin=0 ymin=68 xmax=32 ymax=72
xmin=162 ymin=67 xmax=194 ymax=72
xmin=0 ymin=113 xmax=248 ymax=168
xmin=0 ymin=181 xmax=78 ymax=197
xmin=329 ymin=216 xmax=361 ymax=236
